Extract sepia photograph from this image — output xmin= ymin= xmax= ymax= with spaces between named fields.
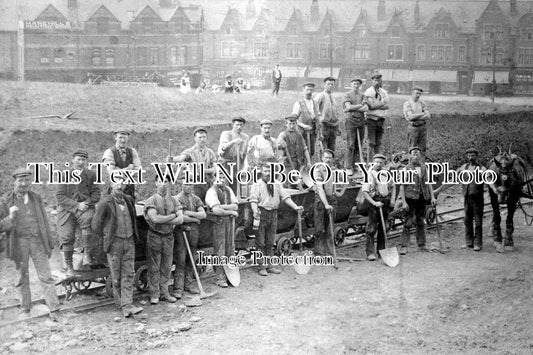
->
xmin=0 ymin=0 xmax=532 ymax=353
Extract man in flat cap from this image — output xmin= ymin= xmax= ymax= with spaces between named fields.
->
xmin=291 ymin=82 xmax=320 ymax=160
xmin=363 ymin=72 xmax=389 ymax=158
xmin=316 ymin=77 xmax=340 ymax=153
xmin=56 ymin=150 xmax=101 ymax=271
xmin=272 ymin=64 xmax=282 ymax=96
xmin=218 ymin=117 xmax=250 ymax=195
xmin=246 ymin=120 xmax=279 ymax=170
xmin=361 ymin=154 xmax=396 ymax=261
xmin=314 ymin=149 xmax=346 ymax=256
xmin=102 ymin=129 xmax=142 ymax=200
xmin=277 ymin=115 xmax=311 ymax=175
xmin=168 ymin=127 xmax=218 ymax=202
xmin=398 ymin=147 xmax=436 ymax=255
xmin=0 ymin=168 xmax=60 ymax=318
xmin=403 ymin=86 xmax=431 ymax=155
xmin=343 ymin=78 xmax=368 ymax=176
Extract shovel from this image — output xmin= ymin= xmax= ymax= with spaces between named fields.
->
xmin=293 ymin=209 xmax=312 ymax=275
xmin=431 ymin=205 xmax=449 ymax=254
xmin=236 ymin=142 xmax=241 ymax=198
xmin=378 ymin=206 xmax=399 ymax=267
xmin=223 ymin=216 xmax=241 ymax=287
xmin=328 ymin=210 xmax=339 ymax=269
xmin=182 ymin=231 xmax=217 ymax=300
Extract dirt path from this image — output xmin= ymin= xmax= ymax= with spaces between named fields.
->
xmin=0 ymin=197 xmax=532 ymax=354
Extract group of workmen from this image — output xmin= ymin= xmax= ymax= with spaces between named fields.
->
xmin=0 ymin=71 xmax=495 ymax=321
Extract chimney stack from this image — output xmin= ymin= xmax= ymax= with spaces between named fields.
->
xmin=311 ymin=0 xmax=319 ymax=22
xmin=510 ymin=0 xmax=517 ymax=15
xmin=377 ymin=0 xmax=386 ymax=22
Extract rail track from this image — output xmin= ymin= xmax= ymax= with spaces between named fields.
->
xmin=1 ymin=200 xmax=531 ymax=327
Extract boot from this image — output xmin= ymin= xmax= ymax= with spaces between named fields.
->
xmin=184 ymin=271 xmax=199 ymax=294
xmin=63 ymin=251 xmax=77 ymax=278
xmin=82 ymin=232 xmax=94 ymax=266
xmin=172 ymin=270 xmax=185 ymax=299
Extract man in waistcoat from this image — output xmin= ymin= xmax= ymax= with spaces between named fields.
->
xmin=343 ymin=78 xmax=367 ymax=176
xmin=218 ymin=117 xmax=250 ymax=195
xmin=292 ymin=83 xmax=320 ymax=159
xmin=398 ymin=147 xmax=436 ymax=255
xmin=56 ymin=149 xmax=101 ymax=271
xmin=0 ymin=168 xmax=60 ymax=318
xmin=277 ymin=114 xmax=311 ymax=173
xmin=102 ymin=128 xmax=142 ymax=199
xmin=315 ymin=77 xmax=340 ymax=152
xmin=363 ymin=72 xmax=389 ymax=158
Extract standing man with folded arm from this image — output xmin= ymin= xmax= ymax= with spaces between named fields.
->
xmin=315 ymin=77 xmax=340 ymax=152
xmin=403 ymin=86 xmax=431 ymax=155
xmin=218 ymin=117 xmax=250 ymax=195
xmin=292 ymin=83 xmax=320 ymax=160
xmin=343 ymin=78 xmax=367 ymax=176
xmin=363 ymin=72 xmax=389 ymax=158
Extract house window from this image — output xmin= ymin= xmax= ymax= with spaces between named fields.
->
xmin=355 ymin=27 xmax=367 ymax=37
xmin=520 ymin=28 xmax=533 ymax=40
xmin=254 ymin=42 xmax=268 ymax=57
xmin=221 ymin=41 xmax=237 ymax=57
xmin=53 ymin=48 xmax=64 ymax=63
xmin=391 ymin=25 xmax=400 ymax=38
xmin=142 ymin=18 xmax=153 ymax=33
xmin=416 ymin=45 xmax=425 ymax=61
xmin=517 ymin=47 xmax=533 ymax=65
xmin=434 ymin=23 xmax=450 ymax=38
xmin=430 ymin=45 xmax=453 ymax=62
xmin=287 ymin=43 xmax=302 ymax=58
xmin=224 ymin=26 xmax=233 ymax=35
xmin=91 ymin=48 xmax=101 ymax=65
xmin=105 ymin=48 xmax=115 ymax=66
xmin=354 ymin=44 xmax=369 ymax=60
xmin=39 ymin=48 xmax=50 ymax=64
xmin=150 ymin=47 xmax=158 ymax=65
xmin=483 ymin=24 xmax=503 ymax=40
xmin=179 ymin=46 xmax=187 ymax=64
xmin=458 ymin=46 xmax=466 ymax=62
xmin=386 ymin=44 xmax=403 ymax=61
xmin=288 ymin=26 xmax=297 ymax=35
xmin=170 ymin=47 xmax=178 ymax=65
xmin=319 ymin=44 xmax=332 ymax=59
xmin=480 ymin=46 xmax=505 ymax=65
xmin=96 ymin=17 xmax=109 ymax=34
xmin=136 ymin=47 xmax=148 ymax=65
xmin=173 ymin=17 xmax=189 ymax=33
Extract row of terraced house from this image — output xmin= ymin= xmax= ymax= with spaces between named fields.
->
xmin=1 ymin=0 xmax=533 ymax=95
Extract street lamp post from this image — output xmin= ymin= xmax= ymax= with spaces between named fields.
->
xmin=491 ymin=34 xmax=496 ymax=104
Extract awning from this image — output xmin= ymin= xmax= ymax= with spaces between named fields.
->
xmin=308 ymin=67 xmax=341 ymax=79
xmin=380 ymin=69 xmax=410 ymax=82
xmin=410 ymin=70 xmax=457 ymax=82
xmin=282 ymin=66 xmax=305 ymax=78
xmin=473 ymin=71 xmax=509 ymax=84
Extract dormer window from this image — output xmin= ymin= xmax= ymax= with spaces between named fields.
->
xmin=434 ymin=23 xmax=450 ymax=38
xmin=224 ymin=26 xmax=233 ymax=35
xmin=288 ymin=26 xmax=297 ymax=35
xmin=355 ymin=27 xmax=367 ymax=37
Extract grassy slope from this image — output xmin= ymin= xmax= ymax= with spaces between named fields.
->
xmin=0 ymin=81 xmax=532 ymax=202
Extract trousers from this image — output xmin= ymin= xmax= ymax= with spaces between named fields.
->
xmin=107 ymin=236 xmax=135 ymax=308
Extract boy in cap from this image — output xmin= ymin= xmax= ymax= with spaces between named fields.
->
xmin=102 ymin=128 xmax=142 ymax=199
xmin=403 ymin=86 xmax=431 ymax=155
xmin=56 ymin=149 xmax=101 ymax=270
xmin=292 ymin=82 xmax=320 ymax=159
xmin=0 ymin=168 xmax=60 ymax=318
xmin=315 ymin=77 xmax=340 ymax=152
xmin=343 ymin=78 xmax=367 ymax=176
xmin=363 ymin=72 xmax=389 ymax=158
xmin=247 ymin=119 xmax=279 ymax=169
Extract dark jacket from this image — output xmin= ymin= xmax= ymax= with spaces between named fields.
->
xmin=0 ymin=191 xmax=53 ymax=263
xmin=91 ymin=194 xmax=139 ymax=253
xmin=56 ymin=168 xmax=101 ymax=226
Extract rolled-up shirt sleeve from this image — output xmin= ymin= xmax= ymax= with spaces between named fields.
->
xmin=205 ymin=189 xmax=219 ymax=209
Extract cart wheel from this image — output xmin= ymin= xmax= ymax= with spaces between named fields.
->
xmin=276 ymin=237 xmax=292 ymax=256
xmin=333 ymin=227 xmax=346 ymax=246
xmin=134 ymin=265 xmax=149 ymax=292
xmin=73 ymin=280 xmax=92 ymax=292
xmin=425 ymin=206 xmax=436 ymax=225
xmin=105 ymin=276 xmax=113 ymax=298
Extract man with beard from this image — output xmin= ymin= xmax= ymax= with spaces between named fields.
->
xmin=398 ymin=147 xmax=436 ymax=255
xmin=292 ymin=83 xmax=320 ymax=159
xmin=249 ymin=163 xmax=303 ymax=276
xmin=0 ymin=168 xmax=60 ymax=319
xmin=403 ymin=86 xmax=431 ymax=155
xmin=92 ymin=176 xmax=144 ymax=317
xmin=361 ymin=154 xmax=396 ymax=261
xmin=144 ymin=177 xmax=183 ymax=304
xmin=343 ymin=78 xmax=367 ymax=176
xmin=363 ymin=72 xmax=389 ymax=158
xmin=56 ymin=150 xmax=101 ymax=271
xmin=102 ymin=129 xmax=142 ymax=199
xmin=313 ymin=149 xmax=346 ymax=256
xmin=218 ymin=117 xmax=250 ymax=195
xmin=247 ymin=120 xmax=278 ymax=170
xmin=277 ymin=115 xmax=311 ymax=173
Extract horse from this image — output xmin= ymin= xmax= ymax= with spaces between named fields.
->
xmin=488 ymin=145 xmax=533 ymax=252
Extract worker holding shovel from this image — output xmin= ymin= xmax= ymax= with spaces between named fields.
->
xmin=361 ymin=154 xmax=396 ymax=261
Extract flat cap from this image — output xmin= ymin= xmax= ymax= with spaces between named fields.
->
xmin=408 ymin=146 xmax=421 ymax=154
xmin=373 ymin=153 xmax=387 ymax=160
xmin=193 ymin=127 xmax=207 ymax=135
xmin=371 ymin=72 xmax=383 ymax=79
xmin=285 ymin=114 xmax=298 ymax=122
xmin=73 ymin=149 xmax=89 ymax=159
xmin=323 ymin=76 xmax=336 ymax=82
xmin=225 ymin=74 xmax=232 ymax=78
xmin=303 ymin=82 xmax=315 ymax=88
xmin=351 ymin=78 xmax=363 ymax=84
xmin=12 ymin=168 xmax=32 ymax=179
xmin=232 ymin=117 xmax=246 ymax=124
xmin=260 ymin=119 xmax=273 ymax=126
xmin=466 ymin=147 xmax=479 ymax=155
xmin=323 ymin=148 xmax=335 ymax=158
xmin=114 ymin=128 xmax=130 ymax=135
xmin=412 ymin=86 xmax=424 ymax=92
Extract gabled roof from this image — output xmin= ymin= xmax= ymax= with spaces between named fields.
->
xmin=132 ymin=4 xmax=163 ymax=22
xmin=86 ymin=5 xmax=120 ymax=23
xmin=35 ymin=4 xmax=68 ymax=22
